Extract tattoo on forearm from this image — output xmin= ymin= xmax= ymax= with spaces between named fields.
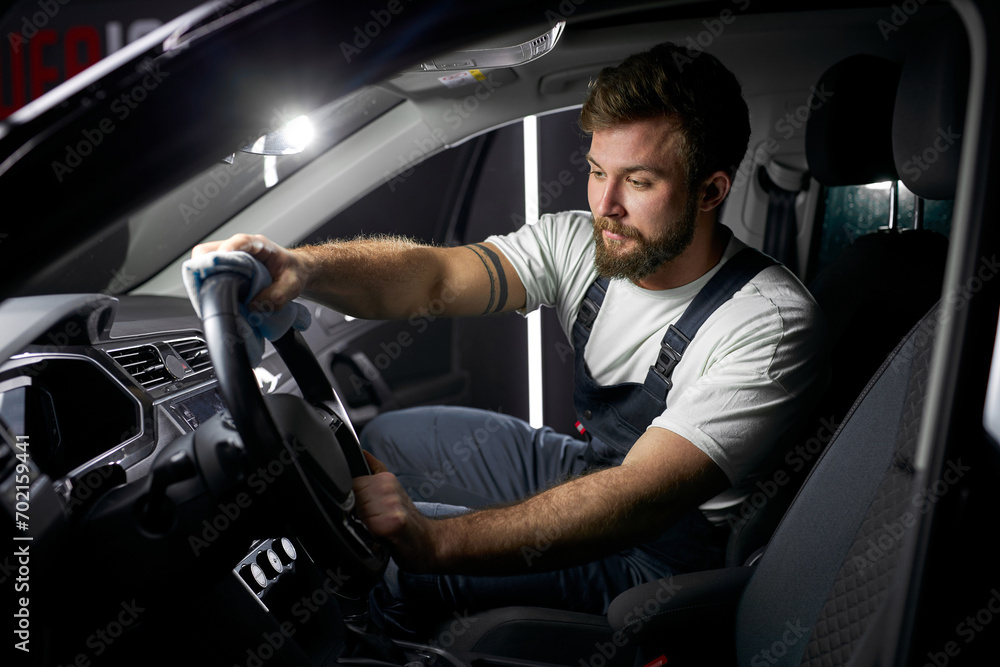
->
xmin=469 ymin=243 xmax=509 ymax=315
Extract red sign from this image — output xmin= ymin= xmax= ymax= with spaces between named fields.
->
xmin=1 ymin=2 xmax=201 ymax=120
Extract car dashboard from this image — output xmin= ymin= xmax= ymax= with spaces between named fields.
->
xmin=0 ymin=292 xmax=368 ymax=665
xmin=1 ymin=295 xmax=224 ymax=492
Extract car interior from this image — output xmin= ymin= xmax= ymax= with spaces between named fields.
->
xmin=1 ymin=0 xmax=999 ymax=665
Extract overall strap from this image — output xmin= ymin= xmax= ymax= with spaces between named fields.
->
xmin=644 ymin=248 xmax=778 ymax=398
xmin=572 ymin=276 xmax=610 ymax=350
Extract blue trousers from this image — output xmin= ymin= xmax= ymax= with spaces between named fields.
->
xmin=359 ymin=406 xmax=725 ymax=636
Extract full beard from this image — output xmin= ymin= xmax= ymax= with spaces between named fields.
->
xmin=592 ymin=196 xmax=699 ymax=283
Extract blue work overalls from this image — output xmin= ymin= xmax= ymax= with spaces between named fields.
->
xmin=363 ymin=246 xmax=775 ymax=636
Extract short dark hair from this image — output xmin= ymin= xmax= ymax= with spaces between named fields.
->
xmin=579 ymin=42 xmax=750 ymax=192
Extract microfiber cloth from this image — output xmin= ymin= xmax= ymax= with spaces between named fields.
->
xmin=182 ymin=250 xmax=312 ymax=366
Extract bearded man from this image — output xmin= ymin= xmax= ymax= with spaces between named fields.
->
xmin=193 ymin=41 xmax=825 ymax=634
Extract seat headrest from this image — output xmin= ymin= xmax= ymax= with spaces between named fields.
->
xmin=805 ymin=54 xmax=901 ymax=186
xmin=892 ymin=18 xmax=970 ymax=200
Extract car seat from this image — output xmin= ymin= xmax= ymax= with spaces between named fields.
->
xmin=724 ymin=50 xmax=951 ymax=570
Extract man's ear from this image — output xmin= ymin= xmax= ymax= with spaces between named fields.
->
xmin=699 ymin=170 xmax=733 ymax=212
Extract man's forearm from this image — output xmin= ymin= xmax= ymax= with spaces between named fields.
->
xmin=294 ymin=236 xmax=444 ymax=319
xmin=425 ymin=461 xmax=703 ymax=575
xmin=354 ymin=416 xmax=727 ymax=576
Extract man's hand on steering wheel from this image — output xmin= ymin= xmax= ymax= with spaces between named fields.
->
xmin=192 ymin=234 xmax=312 ymax=311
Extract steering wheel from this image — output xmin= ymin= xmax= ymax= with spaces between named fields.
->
xmin=198 ymin=272 xmax=389 ymax=592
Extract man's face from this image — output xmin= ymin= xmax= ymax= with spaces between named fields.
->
xmin=586 ymin=117 xmax=699 ymax=284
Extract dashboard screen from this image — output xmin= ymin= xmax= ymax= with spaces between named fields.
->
xmin=0 ymin=358 xmax=139 ymax=478
xmin=170 ymin=388 xmax=228 ymax=430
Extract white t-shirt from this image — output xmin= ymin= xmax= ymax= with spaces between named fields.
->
xmin=487 ymin=210 xmax=826 ymax=488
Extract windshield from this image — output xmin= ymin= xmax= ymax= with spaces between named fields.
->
xmin=27 ymin=85 xmax=402 ymax=296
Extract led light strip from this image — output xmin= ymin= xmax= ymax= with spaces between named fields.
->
xmin=523 ymin=116 xmax=544 ymax=428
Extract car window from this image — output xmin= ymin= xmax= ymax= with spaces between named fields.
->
xmin=20 ymin=85 xmax=403 ymax=295
xmin=812 ymin=181 xmax=953 ymax=277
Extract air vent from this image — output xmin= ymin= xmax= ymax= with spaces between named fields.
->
xmin=170 ymin=338 xmax=212 ymax=374
xmin=108 ymin=345 xmax=171 ymax=389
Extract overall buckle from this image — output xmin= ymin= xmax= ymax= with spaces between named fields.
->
xmin=577 ymin=297 xmax=600 ymax=329
xmin=651 ymin=325 xmax=689 ymax=388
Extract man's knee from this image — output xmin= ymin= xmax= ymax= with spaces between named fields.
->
xmin=359 ymin=410 xmax=406 ymax=454
xmin=359 ymin=406 xmax=440 ymax=456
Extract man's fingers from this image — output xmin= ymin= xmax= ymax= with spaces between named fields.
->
xmin=220 ymin=233 xmax=267 ymax=256
xmin=192 ymin=233 xmax=275 ymax=259
xmin=191 ymin=234 xmax=252 ymax=258
xmin=192 ymin=234 xmax=309 ymax=308
xmin=353 ymin=472 xmax=414 ymax=544
xmin=350 ymin=465 xmax=435 ymax=571
xmin=190 ymin=240 xmax=222 ymax=257
xmin=363 ymin=450 xmax=389 ymax=474
xmin=250 ymin=278 xmax=294 ymax=311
